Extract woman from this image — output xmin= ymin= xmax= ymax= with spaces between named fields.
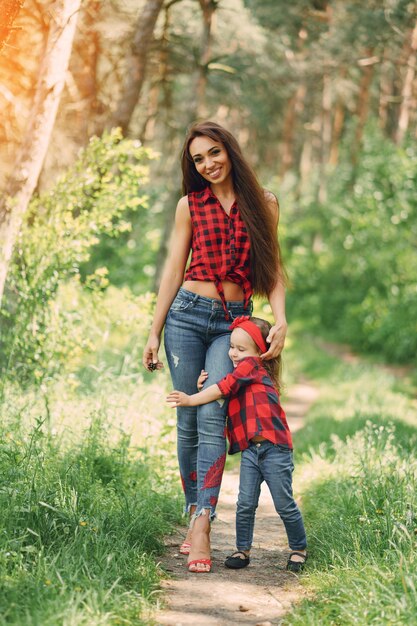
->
xmin=142 ymin=121 xmax=287 ymax=573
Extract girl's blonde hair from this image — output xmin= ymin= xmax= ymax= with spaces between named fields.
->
xmin=249 ymin=316 xmax=282 ymax=392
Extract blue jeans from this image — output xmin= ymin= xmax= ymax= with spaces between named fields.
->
xmin=236 ymin=440 xmax=307 ymax=551
xmin=164 ymin=287 xmax=251 ymax=520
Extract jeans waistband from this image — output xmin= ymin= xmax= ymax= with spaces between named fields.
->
xmin=248 ymin=439 xmax=292 ymax=452
xmin=249 ymin=439 xmax=272 ymax=448
xmin=177 ymin=286 xmax=251 ymax=310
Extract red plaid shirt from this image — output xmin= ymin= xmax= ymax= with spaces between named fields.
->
xmin=184 ymin=187 xmax=252 ymax=317
xmin=217 ymin=357 xmax=293 ymax=454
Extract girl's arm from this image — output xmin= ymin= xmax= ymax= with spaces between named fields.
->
xmin=262 ymin=192 xmax=288 ymax=359
xmin=166 ymin=384 xmax=223 ymax=407
xmin=142 ymin=196 xmax=192 ymax=370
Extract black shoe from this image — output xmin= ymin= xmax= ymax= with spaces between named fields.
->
xmin=225 ymin=551 xmax=250 ymax=569
xmin=286 ymin=551 xmax=308 ymax=573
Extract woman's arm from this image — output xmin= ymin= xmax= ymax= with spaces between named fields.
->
xmin=166 ymin=384 xmax=223 ymax=407
xmin=142 ymin=196 xmax=192 ymax=370
xmin=262 ymin=192 xmax=288 ymax=359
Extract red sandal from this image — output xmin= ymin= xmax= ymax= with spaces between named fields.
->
xmin=188 ymin=559 xmax=212 ymax=573
xmin=179 ymin=541 xmax=191 ymax=555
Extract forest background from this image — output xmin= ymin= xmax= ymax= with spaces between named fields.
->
xmin=0 ymin=1 xmax=416 ymax=625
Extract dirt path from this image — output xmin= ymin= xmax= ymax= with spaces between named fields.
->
xmin=155 ymin=378 xmax=318 ymax=626
xmin=318 ymin=339 xmax=413 ymax=379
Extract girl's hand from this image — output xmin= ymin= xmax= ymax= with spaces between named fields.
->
xmin=166 ymin=390 xmax=191 ymax=407
xmin=261 ymin=320 xmax=288 ymax=360
xmin=142 ymin=333 xmax=164 ymax=372
xmin=197 ymin=369 xmax=208 ymax=390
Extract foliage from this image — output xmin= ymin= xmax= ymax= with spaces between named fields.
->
xmin=282 ymin=332 xmax=417 ymax=625
xmin=285 ymin=127 xmax=417 ymax=363
xmin=0 ymin=129 xmax=154 ymax=386
xmin=286 ymin=425 xmax=417 ymax=625
xmin=81 ymin=179 xmax=171 ymax=294
xmin=0 ymin=399 xmax=181 ymax=625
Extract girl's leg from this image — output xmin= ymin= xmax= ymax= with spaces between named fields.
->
xmin=261 ymin=444 xmax=307 ymax=552
xmin=235 ymin=445 xmax=262 ymax=552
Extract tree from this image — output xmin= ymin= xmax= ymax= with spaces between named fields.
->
xmin=0 ymin=0 xmax=81 ymax=307
xmin=395 ymin=18 xmax=417 ymax=144
xmin=109 ymin=0 xmax=165 ymax=134
xmin=0 ymin=0 xmax=23 ymax=52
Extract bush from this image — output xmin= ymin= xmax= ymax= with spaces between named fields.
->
xmin=0 ymin=406 xmax=181 ymax=625
xmin=285 ymin=126 xmax=417 ymax=363
xmin=0 ymin=129 xmax=154 ymax=386
xmin=285 ymin=423 xmax=417 ymax=626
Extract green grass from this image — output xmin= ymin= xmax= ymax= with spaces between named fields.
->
xmin=282 ymin=332 xmax=417 ymax=626
xmin=0 ymin=396 xmax=182 ymax=625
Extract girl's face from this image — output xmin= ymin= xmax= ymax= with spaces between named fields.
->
xmin=189 ymin=135 xmax=232 ymax=185
xmin=229 ymin=328 xmax=261 ymax=368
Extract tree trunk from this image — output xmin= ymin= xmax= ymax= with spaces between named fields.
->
xmin=185 ymin=0 xmax=216 ymax=123
xmin=0 ymin=0 xmax=81 ymax=308
xmin=317 ymin=72 xmax=332 ymax=203
xmin=75 ymin=0 xmax=101 ymax=141
xmin=140 ymin=0 xmax=176 ymax=141
xmin=329 ymin=67 xmax=347 ymax=166
xmin=109 ymin=0 xmax=165 ymax=135
xmin=395 ymin=19 xmax=417 ymax=144
xmin=378 ymin=47 xmax=392 ymax=134
xmin=195 ymin=0 xmax=215 ymax=118
xmin=299 ymin=132 xmax=313 ymax=189
xmin=279 ymin=25 xmax=307 ymax=178
xmin=279 ymin=84 xmax=306 ymax=177
xmin=0 ymin=0 xmax=23 ymax=53
xmin=351 ymin=49 xmax=377 ymax=167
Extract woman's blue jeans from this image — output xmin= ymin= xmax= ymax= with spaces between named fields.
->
xmin=164 ymin=287 xmax=251 ymax=520
xmin=236 ymin=440 xmax=307 ymax=551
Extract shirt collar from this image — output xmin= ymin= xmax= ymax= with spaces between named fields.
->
xmin=200 ymin=186 xmax=215 ymax=203
xmin=200 ymin=186 xmax=238 ymax=213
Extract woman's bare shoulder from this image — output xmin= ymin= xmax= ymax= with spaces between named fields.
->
xmin=177 ymin=195 xmax=189 ymax=209
xmin=175 ymin=195 xmax=191 ymax=224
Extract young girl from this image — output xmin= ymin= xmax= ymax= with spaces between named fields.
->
xmin=167 ymin=315 xmax=307 ymax=573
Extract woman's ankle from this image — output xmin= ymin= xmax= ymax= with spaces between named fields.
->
xmin=192 ymin=509 xmax=211 ymax=531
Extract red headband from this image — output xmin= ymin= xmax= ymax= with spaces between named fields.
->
xmin=229 ymin=316 xmax=268 ymax=353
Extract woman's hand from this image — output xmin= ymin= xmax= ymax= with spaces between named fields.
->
xmin=197 ymin=369 xmax=208 ymax=390
xmin=142 ymin=333 xmax=164 ymax=372
xmin=261 ymin=320 xmax=288 ymax=360
xmin=166 ymin=390 xmax=191 ymax=407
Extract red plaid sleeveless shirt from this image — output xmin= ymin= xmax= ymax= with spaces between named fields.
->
xmin=184 ymin=186 xmax=252 ymax=318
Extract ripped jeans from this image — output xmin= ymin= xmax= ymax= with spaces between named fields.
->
xmin=164 ymin=287 xmax=251 ymax=520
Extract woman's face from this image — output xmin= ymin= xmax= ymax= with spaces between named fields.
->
xmin=189 ymin=135 xmax=232 ymax=185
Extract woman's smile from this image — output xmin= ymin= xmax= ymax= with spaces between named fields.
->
xmin=207 ymin=167 xmax=222 ymax=179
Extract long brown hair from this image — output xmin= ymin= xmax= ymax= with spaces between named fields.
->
xmin=181 ymin=121 xmax=286 ymax=296
xmin=250 ymin=316 xmax=282 ymax=392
